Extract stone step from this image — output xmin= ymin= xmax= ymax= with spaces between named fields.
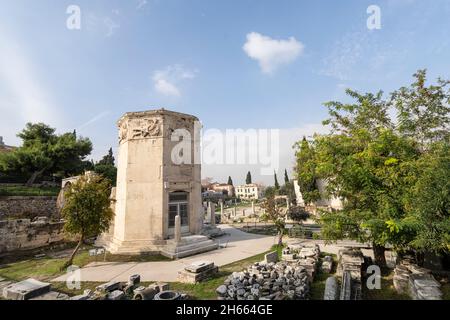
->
xmin=165 ymin=239 xmax=217 ymax=253
xmin=161 ymin=238 xmax=219 ymax=259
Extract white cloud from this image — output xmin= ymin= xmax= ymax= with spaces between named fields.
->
xmin=137 ymin=0 xmax=148 ymax=10
xmin=104 ymin=17 xmax=120 ymax=37
xmin=320 ymin=30 xmax=409 ymax=81
xmin=86 ymin=13 xmax=120 ymax=37
xmin=243 ymin=32 xmax=304 ymax=74
xmin=152 ymin=65 xmax=197 ymax=97
xmin=154 ymin=78 xmax=180 ymax=96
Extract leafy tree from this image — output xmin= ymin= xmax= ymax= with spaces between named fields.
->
xmin=279 ymin=181 xmax=296 ymax=203
xmin=301 ymin=71 xmax=450 ymax=266
xmin=287 ymin=206 xmax=310 ymax=222
xmin=97 ymin=147 xmax=115 ymax=166
xmin=227 ymin=176 xmax=233 ymax=186
xmin=246 ymin=171 xmax=252 ymax=184
xmin=264 ymin=186 xmax=276 ymax=198
xmin=390 ymin=69 xmax=450 ymax=148
xmin=261 ymin=194 xmax=286 ymax=247
xmin=0 ymin=123 xmax=92 ymax=186
xmin=61 ymin=173 xmax=113 ymax=269
xmin=274 ymin=172 xmax=280 ymax=190
xmin=94 ymin=147 xmax=117 ymax=186
xmin=294 ymin=137 xmax=320 ymax=205
xmin=284 ymin=169 xmax=290 ymax=184
xmin=405 ymin=142 xmax=450 ymax=254
xmin=94 ymin=164 xmax=117 ymax=186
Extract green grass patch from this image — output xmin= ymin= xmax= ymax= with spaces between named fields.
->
xmin=441 ymin=282 xmax=450 ymax=300
xmin=0 ymin=185 xmax=60 ymax=196
xmin=362 ymin=272 xmax=410 ymax=300
xmin=0 ymin=249 xmax=92 ymax=282
xmin=0 ymin=246 xmax=170 ymax=283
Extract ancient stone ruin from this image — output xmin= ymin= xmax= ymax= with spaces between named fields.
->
xmin=1 ymin=275 xmax=186 ymax=300
xmin=393 ymin=257 xmax=443 ymax=300
xmin=97 ymin=109 xmax=219 ymax=258
xmin=177 ymin=260 xmax=219 ymax=284
xmin=336 ymin=248 xmax=364 ymax=300
xmin=0 ymin=217 xmax=65 ymax=254
xmin=216 ymin=244 xmax=321 ymax=300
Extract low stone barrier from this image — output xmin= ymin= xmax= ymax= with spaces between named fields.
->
xmin=0 ymin=217 xmax=65 ymax=254
xmin=0 ymin=196 xmax=58 ymax=220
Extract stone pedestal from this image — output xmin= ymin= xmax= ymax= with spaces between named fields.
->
xmin=177 ymin=261 xmax=219 ymax=284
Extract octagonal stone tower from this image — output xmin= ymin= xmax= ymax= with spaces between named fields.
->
xmin=102 ymin=109 xmax=215 ymax=256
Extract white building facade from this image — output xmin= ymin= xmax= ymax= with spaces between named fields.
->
xmin=235 ymin=184 xmax=265 ymax=200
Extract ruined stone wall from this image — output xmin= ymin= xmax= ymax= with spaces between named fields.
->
xmin=0 ymin=218 xmax=65 ymax=254
xmin=0 ymin=196 xmax=58 ymax=220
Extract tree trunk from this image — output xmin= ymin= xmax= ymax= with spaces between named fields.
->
xmin=62 ymin=235 xmax=84 ymax=270
xmin=277 ymin=230 xmax=283 ymax=247
xmin=26 ymin=168 xmax=45 ymax=187
xmin=373 ymin=243 xmax=387 ymax=268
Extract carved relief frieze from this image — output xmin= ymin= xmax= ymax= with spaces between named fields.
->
xmin=118 ymin=117 xmax=162 ymax=143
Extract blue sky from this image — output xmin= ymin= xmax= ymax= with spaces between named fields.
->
xmin=0 ymin=0 xmax=449 ymax=185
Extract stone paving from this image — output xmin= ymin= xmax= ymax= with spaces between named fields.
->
xmin=53 ymin=225 xmax=276 ymax=283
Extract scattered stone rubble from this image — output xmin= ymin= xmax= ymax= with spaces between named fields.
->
xmin=217 ymin=244 xmax=321 ymax=300
xmin=177 ymin=260 xmax=219 ymax=284
xmin=1 ymin=275 xmax=186 ymax=300
xmin=393 ymin=257 xmax=443 ymax=300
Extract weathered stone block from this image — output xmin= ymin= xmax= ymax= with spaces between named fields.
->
xmin=95 ymin=281 xmax=121 ymax=293
xmin=184 ymin=261 xmax=214 ymax=273
xmin=264 ymin=251 xmax=278 ymax=263
xmin=107 ymin=290 xmax=125 ymax=300
xmin=3 ymin=278 xmax=51 ymax=300
xmin=128 ymin=274 xmax=141 ymax=286
xmin=30 ymin=291 xmax=69 ymax=300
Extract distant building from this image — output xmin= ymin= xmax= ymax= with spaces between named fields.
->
xmin=0 ymin=136 xmax=15 ymax=153
xmin=210 ymin=183 xmax=235 ymax=197
xmin=235 ymin=183 xmax=265 ymax=200
xmin=202 ymin=190 xmax=225 ymax=201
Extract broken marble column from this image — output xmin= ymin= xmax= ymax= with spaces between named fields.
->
xmin=210 ymin=203 xmax=216 ymax=226
xmin=220 ymin=201 xmax=224 ymax=216
xmin=174 ymin=215 xmax=181 ymax=243
xmin=286 ymin=197 xmax=290 ymax=210
xmin=324 ymin=277 xmax=339 ymax=300
xmin=251 ymin=201 xmax=255 ymax=214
